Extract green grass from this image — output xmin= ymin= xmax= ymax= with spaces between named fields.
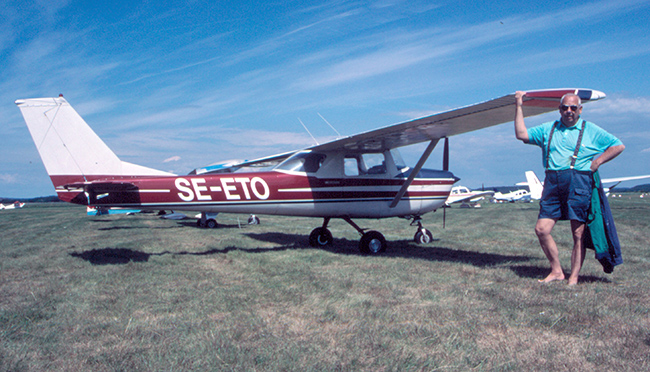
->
xmin=1 ymin=198 xmax=649 ymax=371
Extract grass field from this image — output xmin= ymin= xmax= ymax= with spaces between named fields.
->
xmin=1 ymin=197 xmax=649 ymax=371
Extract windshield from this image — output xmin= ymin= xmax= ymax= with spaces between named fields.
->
xmin=275 ymin=152 xmax=326 ymax=173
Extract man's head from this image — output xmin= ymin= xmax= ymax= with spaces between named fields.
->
xmin=559 ymin=93 xmax=582 ymax=127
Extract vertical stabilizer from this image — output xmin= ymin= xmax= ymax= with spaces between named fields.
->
xmin=525 ymin=171 xmax=543 ymax=200
xmin=15 ymin=96 xmax=174 ymax=189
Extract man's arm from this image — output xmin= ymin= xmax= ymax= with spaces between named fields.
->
xmin=514 ymin=91 xmax=529 ymax=143
xmin=590 ymin=144 xmax=625 ymax=172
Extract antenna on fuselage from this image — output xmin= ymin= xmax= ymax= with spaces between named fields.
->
xmin=298 ymin=118 xmax=319 ymax=145
xmin=317 ymin=112 xmax=342 ymax=138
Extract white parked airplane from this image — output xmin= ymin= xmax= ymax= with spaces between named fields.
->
xmin=491 ymin=189 xmax=532 ymax=203
xmin=0 ymin=201 xmax=25 ymax=210
xmin=445 ymin=186 xmax=494 ymax=207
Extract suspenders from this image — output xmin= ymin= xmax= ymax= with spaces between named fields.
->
xmin=545 ymin=119 xmax=586 ymax=170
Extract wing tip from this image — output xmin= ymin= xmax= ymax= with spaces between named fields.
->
xmin=577 ymin=89 xmax=606 ymax=101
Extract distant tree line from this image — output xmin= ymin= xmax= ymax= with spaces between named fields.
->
xmin=1 ymin=195 xmax=62 ymax=203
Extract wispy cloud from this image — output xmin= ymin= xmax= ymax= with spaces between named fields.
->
xmin=0 ymin=174 xmax=18 ymax=184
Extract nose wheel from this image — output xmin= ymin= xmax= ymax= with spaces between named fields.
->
xmin=411 ymin=217 xmax=433 ymax=244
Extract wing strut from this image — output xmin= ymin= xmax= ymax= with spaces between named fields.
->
xmin=389 ymin=139 xmax=439 ymax=208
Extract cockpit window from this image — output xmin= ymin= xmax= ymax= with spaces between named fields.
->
xmin=276 ymin=152 xmax=326 ymax=173
xmin=345 ymin=152 xmax=386 ymax=176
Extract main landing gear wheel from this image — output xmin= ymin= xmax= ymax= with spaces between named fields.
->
xmin=206 ymin=219 xmax=218 ymax=228
xmin=414 ymin=229 xmax=433 ymax=244
xmin=309 ymin=227 xmax=333 ymax=247
xmin=359 ymin=231 xmax=386 ymax=255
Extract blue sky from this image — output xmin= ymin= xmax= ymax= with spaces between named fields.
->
xmin=2 ymin=0 xmax=650 ymax=198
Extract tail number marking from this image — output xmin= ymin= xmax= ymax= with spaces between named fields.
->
xmin=175 ymin=177 xmax=270 ymax=202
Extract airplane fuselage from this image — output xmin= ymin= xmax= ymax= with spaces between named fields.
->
xmin=56 ymin=169 xmax=456 ymax=219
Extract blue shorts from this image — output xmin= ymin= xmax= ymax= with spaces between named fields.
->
xmin=539 ymin=170 xmax=593 ymax=222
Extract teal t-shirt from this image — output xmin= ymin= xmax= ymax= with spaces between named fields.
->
xmin=527 ymin=119 xmax=622 ymax=171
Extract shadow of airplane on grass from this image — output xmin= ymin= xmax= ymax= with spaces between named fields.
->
xmin=70 ymin=231 xmax=531 ymax=270
xmin=70 ymin=248 xmax=151 ymax=265
xmin=68 ymin=235 xmax=614 ymax=284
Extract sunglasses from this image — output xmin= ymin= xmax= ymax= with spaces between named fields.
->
xmin=560 ymin=104 xmax=580 ymax=111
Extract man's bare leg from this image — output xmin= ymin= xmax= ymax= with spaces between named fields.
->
xmin=568 ymin=220 xmax=587 ymax=285
xmin=535 ymin=218 xmax=565 ymax=282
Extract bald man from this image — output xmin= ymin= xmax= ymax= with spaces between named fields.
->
xmin=514 ymin=91 xmax=625 ymax=285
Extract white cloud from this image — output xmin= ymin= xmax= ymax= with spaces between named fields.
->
xmin=0 ymin=174 xmax=18 ymax=184
xmin=163 ymin=156 xmax=181 ymax=163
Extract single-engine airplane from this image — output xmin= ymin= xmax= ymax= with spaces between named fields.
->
xmin=1 ymin=201 xmax=25 ymax=210
xmin=16 ymin=88 xmax=605 ymax=254
xmin=491 ymin=189 xmax=533 ymax=203
xmin=445 ymin=186 xmax=494 ymax=207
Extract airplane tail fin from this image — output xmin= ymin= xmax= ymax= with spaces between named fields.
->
xmin=525 ymin=171 xmax=543 ymax=200
xmin=15 ymin=96 xmax=174 ymax=197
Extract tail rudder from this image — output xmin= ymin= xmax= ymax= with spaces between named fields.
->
xmin=525 ymin=171 xmax=543 ymax=200
xmin=15 ymin=96 xmax=174 ymax=195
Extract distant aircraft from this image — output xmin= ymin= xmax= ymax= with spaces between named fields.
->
xmin=491 ymin=189 xmax=532 ymax=203
xmin=520 ymin=171 xmax=650 ymax=198
xmin=445 ymin=186 xmax=494 ymax=207
xmin=0 ymin=201 xmax=25 ymax=210
xmin=16 ymin=88 xmax=605 ymax=254
xmin=87 ymin=206 xmax=141 ymax=216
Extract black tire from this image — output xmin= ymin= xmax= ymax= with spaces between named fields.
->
xmin=248 ymin=215 xmax=260 ymax=225
xmin=206 ymin=219 xmax=218 ymax=228
xmin=309 ymin=227 xmax=333 ymax=247
xmin=414 ymin=229 xmax=433 ymax=244
xmin=359 ymin=231 xmax=386 ymax=254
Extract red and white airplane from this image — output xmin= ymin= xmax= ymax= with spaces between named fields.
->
xmin=15 ymin=88 xmax=605 ymax=254
xmin=0 ymin=201 xmax=25 ymax=210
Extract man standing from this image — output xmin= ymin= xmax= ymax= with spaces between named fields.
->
xmin=514 ymin=91 xmax=625 ymax=285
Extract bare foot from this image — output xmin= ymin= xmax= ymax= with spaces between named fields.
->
xmin=538 ymin=272 xmax=565 ymax=283
xmin=567 ymin=277 xmax=579 ymax=286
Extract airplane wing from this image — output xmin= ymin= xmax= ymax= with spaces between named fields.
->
xmin=602 ymin=175 xmax=650 ymax=184
xmin=191 ymin=88 xmax=603 ymax=174
xmin=310 ymin=88 xmax=605 ymax=152
xmin=602 ymin=174 xmax=650 ymax=192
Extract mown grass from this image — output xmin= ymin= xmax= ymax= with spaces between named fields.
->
xmin=1 ymin=198 xmax=649 ymax=371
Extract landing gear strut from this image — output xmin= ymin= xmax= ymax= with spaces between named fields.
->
xmin=411 ymin=216 xmax=433 ymax=244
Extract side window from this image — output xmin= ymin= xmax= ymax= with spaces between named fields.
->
xmin=344 ymin=156 xmax=359 ymax=176
xmin=344 ymin=153 xmax=386 ymax=176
